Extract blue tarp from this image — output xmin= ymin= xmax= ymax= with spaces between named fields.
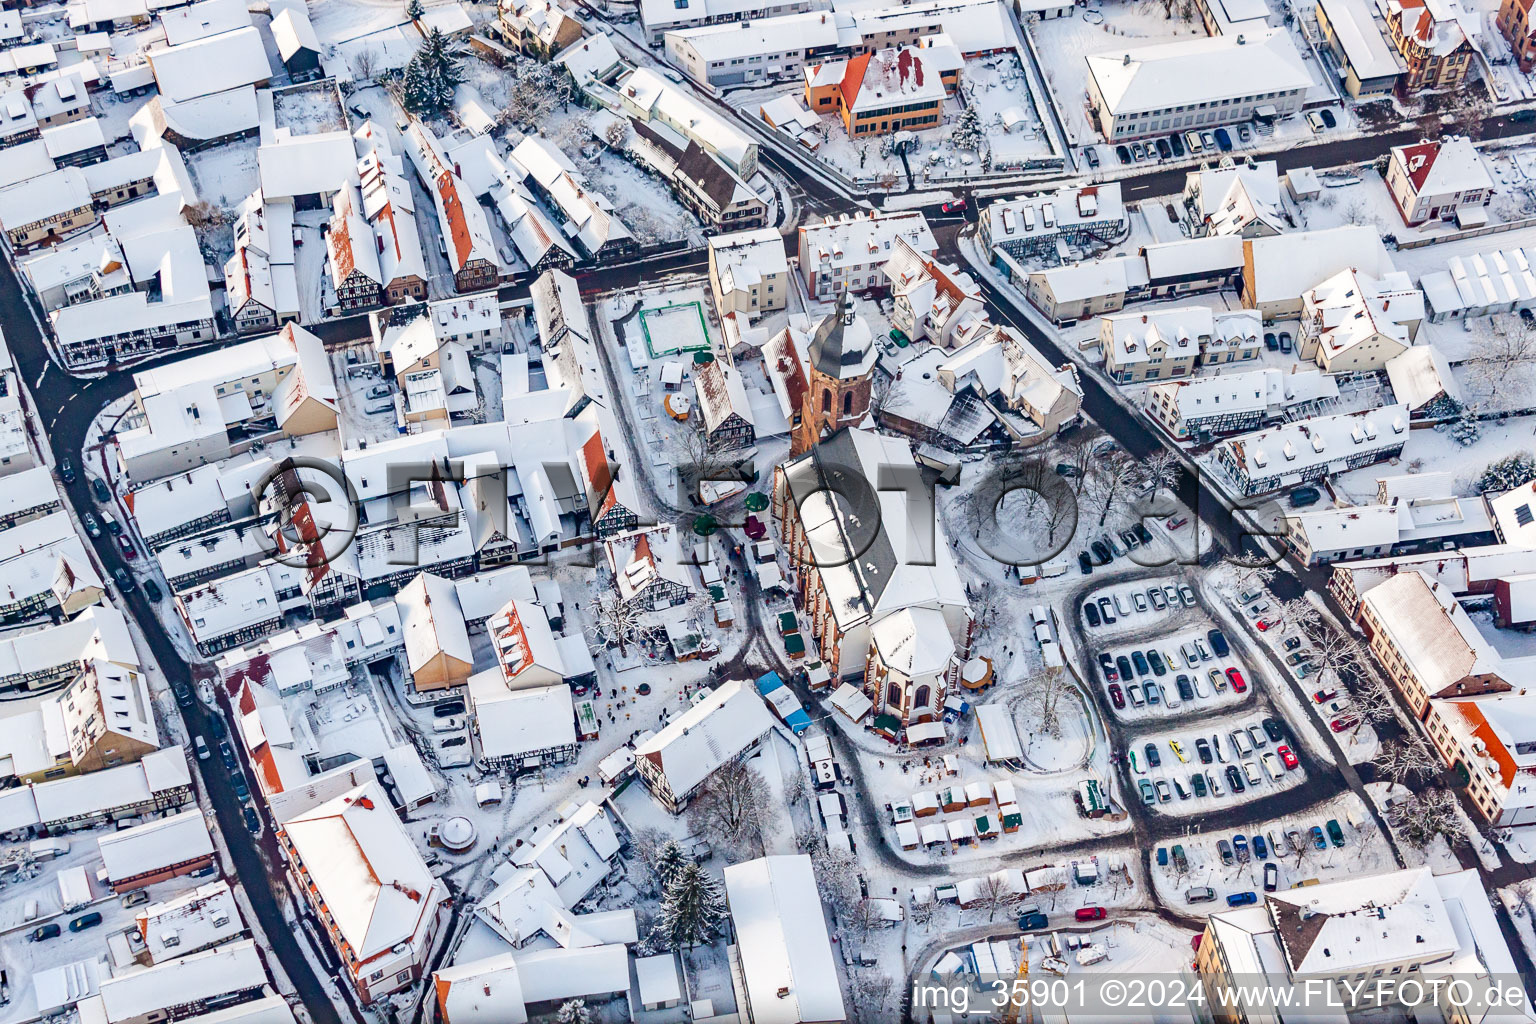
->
xmin=754 ymin=670 xmax=784 ymax=695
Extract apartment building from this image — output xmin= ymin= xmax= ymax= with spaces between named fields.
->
xmin=708 ymin=227 xmax=788 ymax=317
xmin=796 ymin=209 xmax=936 ymax=300
xmin=1212 ymin=404 xmax=1410 ymax=496
xmin=1383 ymin=0 xmax=1474 ymax=92
xmin=1385 ymin=136 xmax=1494 ymax=227
xmin=1146 ymin=366 xmax=1338 ymax=442
xmin=1298 ymin=267 xmax=1422 ymax=372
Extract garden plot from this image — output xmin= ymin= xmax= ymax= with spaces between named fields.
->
xmin=1128 ymin=707 xmax=1305 ymax=816
xmin=184 ymin=137 xmax=259 ymax=211
xmin=1149 ymin=791 xmax=1393 ymax=914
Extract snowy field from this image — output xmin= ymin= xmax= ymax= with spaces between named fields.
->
xmin=184 ymin=138 xmax=260 ymax=211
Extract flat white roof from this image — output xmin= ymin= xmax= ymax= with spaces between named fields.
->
xmin=723 ymin=855 xmax=846 ymax=1024
xmin=1086 ymin=29 xmax=1312 ymax=116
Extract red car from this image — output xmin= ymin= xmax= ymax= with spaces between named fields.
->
xmin=1312 ymin=688 xmax=1338 ymax=704
xmin=1225 ymin=667 xmax=1247 ymax=693
xmin=1166 ymin=516 xmax=1189 ymax=531
xmin=1255 ymin=619 xmax=1272 ymax=631
xmin=1277 ymin=744 xmax=1298 ymax=770
xmin=1107 ymin=683 xmax=1125 ymax=710
xmin=940 ymin=198 xmax=967 ymax=214
xmin=1331 ymin=717 xmax=1359 ymax=733
xmin=1075 ymin=907 xmax=1107 ymax=922
xmin=116 ymin=534 xmax=137 ymax=559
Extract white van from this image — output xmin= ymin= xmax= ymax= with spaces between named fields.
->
xmin=1230 ymin=729 xmax=1252 ymax=757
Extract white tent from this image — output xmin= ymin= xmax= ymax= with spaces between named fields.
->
xmin=906 ymin=720 xmax=945 ymax=745
xmin=975 ymin=704 xmax=1022 ymax=762
xmin=829 ymin=682 xmax=872 ymax=723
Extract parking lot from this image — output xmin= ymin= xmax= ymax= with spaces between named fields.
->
xmin=1125 ymin=708 xmax=1306 ymax=814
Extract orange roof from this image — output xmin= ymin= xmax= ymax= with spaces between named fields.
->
xmin=435 ymin=169 xmax=474 ymax=270
xmin=1455 ymin=701 xmax=1517 ymax=789
xmin=837 ymin=53 xmax=872 ymax=110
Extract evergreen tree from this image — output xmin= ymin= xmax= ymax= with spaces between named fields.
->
xmin=554 ymin=1001 xmax=590 ymax=1024
xmin=402 ymin=28 xmax=462 ymax=111
xmin=657 ymin=863 xmax=726 ymax=950
xmin=1478 ymin=451 xmax=1536 ymax=493
xmin=402 ymin=56 xmax=434 ymax=112
xmin=406 ymin=0 xmax=424 ymax=18
xmin=652 ymin=840 xmax=688 ymax=896
xmin=952 ymin=105 xmax=983 ymax=152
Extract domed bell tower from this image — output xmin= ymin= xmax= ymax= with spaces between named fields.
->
xmin=791 ymin=288 xmax=878 ymax=456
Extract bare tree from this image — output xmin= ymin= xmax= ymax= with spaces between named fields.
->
xmin=1389 ymin=787 xmax=1466 ymax=849
xmin=1053 ymin=430 xmax=1104 ymax=498
xmin=970 ymin=874 xmax=1012 ymax=922
xmin=586 ymin=588 xmax=647 ymax=656
xmin=813 ymin=850 xmax=862 ymax=926
xmin=1032 ymin=876 xmax=1067 ymax=910
xmin=850 ymin=970 xmax=895 ymax=1024
xmin=1016 ymin=667 xmax=1071 ymax=738
xmin=1235 ymin=563 xmax=1277 ymax=592
xmin=1514 ymin=879 xmax=1534 ymax=919
xmin=1372 ymin=735 xmax=1443 ymax=786
xmin=686 ymin=760 xmax=768 ymax=860
xmin=350 ymin=46 xmax=378 ymax=82
xmin=849 ymin=897 xmax=885 ymax=940
xmin=1348 ymin=672 xmax=1399 ymax=736
xmin=909 ymin=889 xmax=938 ymax=929
xmin=1301 ymin=623 xmax=1367 ymax=682
xmin=1140 ymin=450 xmax=1181 ymax=496
xmin=1463 ymin=319 xmax=1536 ymax=406
xmin=1081 ymin=450 xmax=1139 ymax=527
xmin=1450 ymin=83 xmax=1493 ymax=142
xmin=793 ymin=823 xmax=822 ymax=855
xmin=672 ymin=425 xmax=736 ymax=497
xmin=1273 ymin=597 xmax=1322 ymax=634
xmin=630 ymin=826 xmax=670 ymax=877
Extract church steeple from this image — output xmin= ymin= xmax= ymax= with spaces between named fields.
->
xmin=791 ymin=288 xmax=877 ymax=456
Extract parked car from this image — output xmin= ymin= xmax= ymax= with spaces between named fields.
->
xmin=1155 ymin=138 xmax=1172 ymax=159
xmin=1225 ymin=765 xmax=1245 ymax=793
xmin=1176 ymin=675 xmax=1194 ymax=702
xmin=1135 ymin=523 xmax=1154 ymax=544
xmin=1116 ymin=656 xmax=1134 ymax=680
xmin=29 ymin=923 xmax=60 ymax=942
xmin=1283 ymin=636 xmax=1303 ymax=651
xmin=1326 ymin=819 xmax=1346 ymax=847
xmin=1238 ymin=123 xmax=1252 ymax=142
xmin=1127 ymin=683 xmax=1144 ymax=707
xmin=243 ymin=806 xmax=261 ymax=835
xmin=122 ymin=890 xmax=150 ymax=908
xmin=1313 ymin=687 xmax=1338 ymax=703
xmin=1148 ymin=587 xmax=1167 ymax=610
xmin=1144 ymin=680 xmax=1161 ymax=705
xmin=1147 ymin=650 xmax=1166 ymax=676
xmin=58 ymin=460 xmax=75 ymax=484
xmin=1091 ymin=540 xmax=1111 ymax=564
xmin=1261 ymin=752 xmax=1284 ymax=781
xmin=1290 ymin=486 xmax=1322 ymax=507
xmin=1246 ymin=725 xmax=1268 ymax=750
xmin=1264 ymin=332 xmax=1278 ymax=351
xmin=219 ymin=741 xmax=236 ymax=769
xmin=1309 ymin=825 xmax=1327 ymax=850
xmin=1226 ymin=891 xmax=1258 ymax=907
xmin=1107 ymin=683 xmax=1125 ymax=709
xmin=1084 ymin=602 xmax=1101 ymax=627
xmin=1139 ymin=778 xmax=1156 ymax=804
xmin=143 ymin=579 xmax=162 ymax=603
xmin=1084 ymin=147 xmax=1100 ymax=168
xmin=1132 ymin=651 xmax=1150 ymax=676
xmin=1020 ymin=912 xmax=1050 ymax=930
xmin=91 ymin=477 xmax=111 ymax=503
xmin=1279 ymin=332 xmax=1293 ymax=352
xmin=82 ymin=513 xmax=101 ymax=538
xmin=1233 ymin=834 xmax=1249 ymax=863
xmin=1262 ymin=718 xmax=1284 ymax=742
xmin=1121 ymin=529 xmax=1140 ymax=550
xmin=195 ymin=736 xmax=209 ymax=760
xmin=175 ymin=683 xmax=193 ymax=708
xmin=1191 ymin=773 xmax=1207 ymax=797
xmin=1076 ymin=907 xmax=1107 ymax=922
xmin=1208 ymin=629 xmax=1230 ymax=657
xmin=1243 ymin=761 xmax=1262 ymax=786
xmin=1264 ymin=863 xmax=1279 ymax=891
xmin=1196 ymin=738 xmax=1212 ymax=764
xmin=1079 ymin=552 xmax=1093 ymax=574
xmin=1200 ymin=131 xmax=1216 ymax=150
xmin=1144 ymin=743 xmax=1161 ymax=768
xmin=1226 ymin=667 xmax=1247 ymax=693
xmin=1166 ymin=515 xmax=1189 ymax=531
xmin=69 ymin=912 xmax=103 ymax=932
xmin=1331 ymin=717 xmax=1359 ymax=733
xmin=1115 ymin=145 xmax=1131 ymax=164
xmin=1319 ymin=109 xmax=1337 ymax=128
xmin=1253 ymin=834 xmax=1268 ymax=860
xmin=1098 ymin=597 xmax=1116 ymax=623
xmin=1132 ymin=592 xmax=1148 ymax=613
xmin=112 ymin=568 xmax=135 ymax=593
xmin=1178 ymin=584 xmax=1196 ymax=606
xmin=1099 ymin=653 xmax=1117 ymax=681
xmin=116 ymin=534 xmax=137 ymax=559
xmin=1217 ymin=839 xmax=1233 ymax=865
xmin=1277 ymin=745 xmax=1298 ymax=770
xmin=1169 ymin=739 xmax=1187 ymax=763
xmin=1306 ymin=110 xmax=1326 ymax=132
xmin=1209 ymin=668 xmax=1227 ymax=692
xmin=940 ymin=198 xmax=967 ymax=214
xmin=1213 ymin=127 xmax=1233 ymax=151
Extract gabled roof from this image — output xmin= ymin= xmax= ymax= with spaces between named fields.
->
xmin=1392 ymin=136 xmax=1492 ymax=196
xmin=397 ymin=572 xmax=473 ymax=674
xmin=634 ymin=678 xmax=773 ymax=796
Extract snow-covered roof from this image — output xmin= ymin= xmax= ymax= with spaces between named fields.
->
xmin=871 ymin=606 xmax=954 ymax=676
xmin=801 ymin=209 xmax=936 ymax=273
xmin=508 ymin=801 xmax=622 ymax=906
xmin=1246 ymin=226 xmax=1395 ymax=307
xmin=1385 ymin=345 xmax=1462 ymax=411
xmin=1217 ymin=404 xmax=1410 ymax=483
xmin=147 ymin=25 xmax=271 ymax=102
xmin=1386 ymin=0 xmax=1469 ymax=57
xmin=1287 ymin=503 xmax=1402 ymax=554
xmin=1420 ymin=246 xmax=1536 ymax=319
xmin=1267 ymin=867 xmax=1457 ymax=975
xmin=136 ymin=881 xmax=245 ymax=964
xmin=270 ymin=6 xmax=320 ymax=60
xmin=397 ymin=571 xmax=473 ymax=674
xmin=722 ymin=855 xmax=845 ymax=1024
xmin=280 ymin=780 xmax=443 ymax=962
xmin=668 ymin=9 xmax=855 ymax=62
xmin=0 ymin=139 xmax=56 ymax=190
xmin=1028 ymin=254 xmax=1149 ymax=302
xmin=849 ymin=0 xmax=1013 ymax=56
xmin=1150 ymin=366 xmax=1338 ymax=422
xmin=1392 ymin=137 xmax=1493 ymax=199
xmin=1142 ymin=234 xmax=1244 ymax=283
xmin=1302 ymin=268 xmax=1422 ymax=362
xmin=1316 ymin=0 xmax=1403 ymax=79
xmin=634 ymin=678 xmax=774 ymax=798
xmin=160 ymin=0 xmax=251 ymax=46
xmin=452 ymin=565 xmax=536 ymax=623
xmin=983 ymin=183 xmax=1125 ymax=246
xmin=635 ymin=953 xmax=682 ymax=1005
xmin=1086 ymin=29 xmax=1312 ymax=117
xmin=98 ymin=807 xmax=213 ymax=882
xmin=258 ymin=130 xmax=354 ymax=201
xmin=1360 ymin=569 xmax=1500 ymax=691
xmin=0 ymin=165 xmax=90 ymax=227
xmin=468 ymin=674 xmax=576 ymax=761
xmin=176 ymin=565 xmax=280 ymax=644
xmin=40 ymin=117 xmax=105 ymax=160
xmin=710 ymin=226 xmax=787 ymax=294
xmin=616 ymin=67 xmax=755 ymax=172
xmin=0 ymin=463 xmax=59 ymax=519
xmin=97 ymin=939 xmax=267 ymax=1024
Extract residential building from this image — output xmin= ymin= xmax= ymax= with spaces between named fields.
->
xmin=272 ymin=7 xmax=322 ymax=80
xmin=1386 ymin=345 xmax=1462 ymax=418
xmin=508 ymin=136 xmax=634 ymax=262
xmin=665 ymin=9 xmax=852 ymax=88
xmin=98 ymin=808 xmax=216 ymax=890
xmin=1385 ymin=136 xmax=1494 ymax=227
xmin=694 ymin=357 xmax=756 ymax=450
xmin=774 ymin=426 xmax=972 ymax=680
xmin=1084 ymin=30 xmax=1311 ymax=141
xmin=1352 ymin=569 xmax=1510 ymax=717
xmin=0 ymin=604 xmax=137 ymax=701
xmin=797 ymin=209 xmax=936 ymax=300
xmin=87 ymin=939 xmax=272 ymax=1024
xmin=611 ymin=68 xmax=759 ymax=177
xmin=603 ymin=525 xmax=693 ymax=611
xmin=1286 ymin=487 xmax=1494 ymax=566
xmin=722 ymin=855 xmax=846 ymax=1024
xmin=849 ymin=0 xmax=1016 ymax=56
xmin=1383 ymin=0 xmax=1474 ymax=92
xmin=1021 ymin=255 xmax=1148 ymax=323
xmin=1298 ymin=267 xmax=1422 ymax=372
xmin=1146 ymin=366 xmax=1339 ymax=443
xmin=497 ymin=0 xmax=585 ymax=58
xmin=1241 ymin=225 xmax=1394 ymax=320
xmin=634 ymin=679 xmax=775 ymax=811
xmin=355 ymin=126 xmax=429 ymax=304
xmin=1317 ymin=0 xmax=1405 ymax=95
xmin=1501 ymin=0 xmax=1536 ymax=69
xmin=626 ymin=118 xmax=768 ymax=233
xmin=326 ymin=182 xmax=384 ymax=312
xmin=0 ymin=465 xmax=61 ymax=530
xmin=1142 ymin=235 xmax=1245 ymax=300
xmin=435 ymin=946 xmax=632 ymax=1024
xmin=58 ymin=659 xmax=159 ymax=773
xmin=709 ymin=227 xmax=789 ymax=317
xmin=15 ymin=746 xmax=194 ymax=834
xmin=277 ymin=782 xmax=449 ymax=1005
xmin=404 ymin=123 xmax=500 ymax=292
xmin=884 ymin=238 xmax=986 ymax=348
xmin=1196 ymin=868 xmax=1530 ymax=1022
xmin=1183 ymin=159 xmax=1285 ymax=238
xmin=133 ymin=882 xmax=246 ymax=964
xmin=802 ymin=45 xmax=950 ymax=138
xmin=0 ymin=165 xmax=93 ymax=248
xmin=224 ymin=190 xmax=298 ymax=334
xmin=1426 ymin=693 xmax=1536 ymax=825
xmin=1099 ymin=306 xmax=1208 ymax=384
xmin=397 ymin=572 xmax=473 ymax=692
xmin=978 ymin=184 xmax=1127 ymax=264
xmin=1212 ymin=404 xmax=1411 ymax=496
xmin=635 ymin=0 xmax=822 ymax=46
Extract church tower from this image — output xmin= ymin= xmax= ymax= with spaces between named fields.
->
xmin=790 ymin=289 xmax=878 ymax=456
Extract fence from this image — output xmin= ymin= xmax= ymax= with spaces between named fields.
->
xmin=1393 ymin=214 xmax=1536 ymax=250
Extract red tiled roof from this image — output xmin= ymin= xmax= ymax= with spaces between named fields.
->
xmin=1399 ymin=140 xmax=1440 ymax=192
xmin=435 ymin=169 xmax=474 ymax=271
xmin=837 ymin=53 xmax=872 ymax=110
